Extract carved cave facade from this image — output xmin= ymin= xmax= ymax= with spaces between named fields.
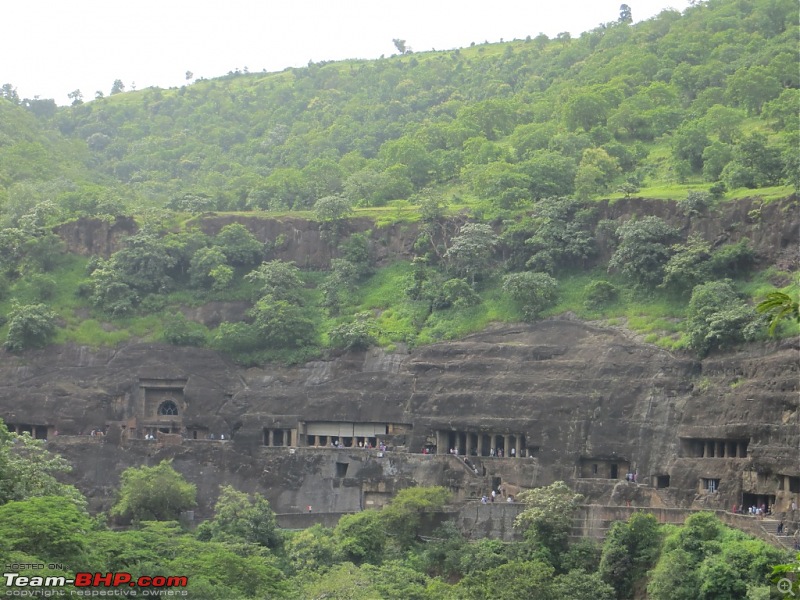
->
xmin=1 ymin=322 xmax=797 ymax=520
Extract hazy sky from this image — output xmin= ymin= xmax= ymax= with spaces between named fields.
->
xmin=5 ymin=0 xmax=691 ymax=105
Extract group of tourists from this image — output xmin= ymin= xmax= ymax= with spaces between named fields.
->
xmin=480 ymin=489 xmax=514 ymax=504
xmin=445 ymin=447 xmax=517 ymax=457
xmin=329 ymin=439 xmax=385 ymax=451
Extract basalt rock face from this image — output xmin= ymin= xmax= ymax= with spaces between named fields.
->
xmin=0 ymin=321 xmax=797 ymax=516
xmin=54 ymin=197 xmax=799 ymax=273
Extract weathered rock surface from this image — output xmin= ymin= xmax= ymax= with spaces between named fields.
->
xmin=55 ymin=197 xmax=799 ymax=274
xmin=1 ymin=321 xmax=797 ymax=517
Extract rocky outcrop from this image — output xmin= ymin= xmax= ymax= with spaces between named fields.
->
xmin=1 ymin=321 xmax=797 ymax=517
xmin=54 ymin=196 xmax=799 ymax=273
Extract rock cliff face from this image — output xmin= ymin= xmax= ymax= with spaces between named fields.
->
xmin=1 ymin=321 xmax=797 ymax=517
xmin=55 ymin=197 xmax=799 ymax=273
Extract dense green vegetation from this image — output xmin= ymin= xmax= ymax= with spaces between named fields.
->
xmin=0 ymin=421 xmax=795 ymax=599
xmin=0 ymin=0 xmax=797 ymax=360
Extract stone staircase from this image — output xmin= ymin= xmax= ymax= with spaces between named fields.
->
xmin=723 ymin=515 xmax=797 ymax=552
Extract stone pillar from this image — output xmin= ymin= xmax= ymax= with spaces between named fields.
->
xmin=267 ymin=430 xmax=273 ymax=446
xmin=503 ymin=435 xmax=509 ymax=457
xmin=436 ymin=431 xmax=444 ymax=455
xmin=478 ymin=434 xmax=484 ymax=457
xmin=704 ymin=441 xmax=712 ymax=458
xmin=287 ymin=429 xmax=293 ymax=447
xmin=515 ymin=436 xmax=522 ymax=458
xmin=465 ymin=433 xmax=472 ymax=457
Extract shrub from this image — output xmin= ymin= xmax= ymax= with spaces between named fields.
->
xmin=502 ymin=271 xmax=558 ymax=321
xmin=162 ymin=312 xmax=208 ymax=347
xmin=329 ymin=313 xmax=379 ymax=350
xmin=685 ymin=280 xmax=760 ymax=356
xmin=584 ymin=281 xmax=618 ymax=310
xmin=110 ymin=460 xmax=196 ymax=523
xmin=4 ymin=302 xmax=58 ymax=352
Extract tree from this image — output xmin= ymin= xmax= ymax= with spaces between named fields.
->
xmin=214 ymin=223 xmax=263 ymax=266
xmin=286 ymin=524 xmax=339 ymax=572
xmin=392 ymin=39 xmax=408 ymax=54
xmin=196 ymin=485 xmax=280 ymax=548
xmin=673 ymin=121 xmax=710 ymax=172
xmin=514 ymin=481 xmax=584 ymax=570
xmin=565 ymin=93 xmax=609 ymax=132
xmin=0 ymin=420 xmax=84 ymax=507
xmin=523 ymin=197 xmax=597 ymax=272
xmin=660 ymin=234 xmax=713 ymax=293
xmin=702 ymin=141 xmax=734 ymax=182
xmin=619 ymin=4 xmax=633 ymax=23
xmin=677 ymin=190 xmax=712 ymax=218
xmin=300 ymin=562 xmax=379 ymax=599
xmin=108 ymin=231 xmax=177 ymax=294
xmin=189 ymin=246 xmax=228 ymax=289
xmin=380 ymin=486 xmax=451 ymax=550
xmin=458 ymin=560 xmax=557 ymax=600
xmin=363 ymin=561 xmax=431 ymax=600
xmin=0 ymin=496 xmax=91 ymax=566
xmin=110 ymin=79 xmax=125 ymax=95
xmin=444 ymin=223 xmax=498 ymax=285
xmin=248 ymin=295 xmax=316 ymax=349
xmin=111 ymin=460 xmax=197 ymax=523
xmin=725 ymin=66 xmax=782 ymax=115
xmin=648 ymin=548 xmax=703 ymax=600
xmin=598 ymin=512 xmax=662 ymax=599
xmin=575 ymin=148 xmax=620 ymax=198
xmin=334 ymin=510 xmax=386 ymax=565
xmin=4 ymin=302 xmax=57 ymax=352
xmin=608 ymin=217 xmax=680 ymax=289
xmin=518 ymin=151 xmax=578 ymax=199
xmin=88 ymin=261 xmax=138 ymax=317
xmin=722 ymin=133 xmax=784 ymax=189
xmin=314 ymin=194 xmax=353 ymax=242
xmin=329 ymin=313 xmax=379 ymax=350
xmin=320 ymin=259 xmax=359 ymax=313
xmin=502 ymin=272 xmax=558 ymax=321
xmin=245 ymin=260 xmax=306 ymax=303
xmin=438 ymin=278 xmax=481 ymax=309
xmin=1 ymin=83 xmax=20 ymax=103
xmin=67 ymin=89 xmax=83 ymax=106
xmin=685 ymin=280 xmax=760 ymax=356
xmin=467 ymin=161 xmax=530 ymax=208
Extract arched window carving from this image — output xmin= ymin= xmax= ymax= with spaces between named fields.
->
xmin=158 ymin=400 xmax=179 ymax=416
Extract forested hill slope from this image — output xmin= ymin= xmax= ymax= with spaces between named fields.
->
xmin=1 ymin=0 xmax=797 ymax=213
xmin=0 ymin=0 xmax=797 ymax=362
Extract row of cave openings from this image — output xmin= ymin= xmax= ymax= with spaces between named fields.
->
xmin=681 ymin=438 xmax=749 ymax=459
xmin=4 ymin=423 xmax=49 ymax=439
xmin=434 ymin=430 xmax=536 ymax=458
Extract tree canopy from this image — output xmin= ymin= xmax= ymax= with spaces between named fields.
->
xmin=110 ymin=459 xmax=197 ymax=523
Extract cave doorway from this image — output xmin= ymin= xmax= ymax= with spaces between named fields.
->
xmin=492 ymin=476 xmax=502 ymax=494
xmin=742 ymin=493 xmax=776 ymax=511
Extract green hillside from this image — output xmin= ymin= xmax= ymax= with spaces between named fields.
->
xmin=0 ymin=0 xmax=797 ymax=361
